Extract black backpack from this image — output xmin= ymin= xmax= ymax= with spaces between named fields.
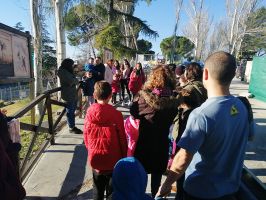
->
xmin=237 ymin=96 xmax=253 ymax=124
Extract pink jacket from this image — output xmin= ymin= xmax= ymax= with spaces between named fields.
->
xmin=124 ymin=116 xmax=140 ymax=156
xmin=128 ymin=69 xmax=145 ymax=95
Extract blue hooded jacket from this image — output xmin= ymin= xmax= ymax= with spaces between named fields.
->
xmin=112 ymin=157 xmax=154 ymax=200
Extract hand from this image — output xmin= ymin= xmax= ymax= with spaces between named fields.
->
xmin=0 ymin=109 xmax=7 ymax=116
xmin=156 ymin=182 xmax=172 ymax=198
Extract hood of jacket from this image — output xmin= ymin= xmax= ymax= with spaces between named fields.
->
xmin=139 ymin=89 xmax=179 ymax=110
xmin=112 ymin=157 xmax=153 ymax=200
xmin=86 ymin=103 xmax=117 ymax=125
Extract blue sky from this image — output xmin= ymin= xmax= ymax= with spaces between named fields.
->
xmin=0 ymin=0 xmax=265 ymax=57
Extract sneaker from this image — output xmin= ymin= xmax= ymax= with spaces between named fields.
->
xmin=69 ymin=127 xmax=83 ymax=134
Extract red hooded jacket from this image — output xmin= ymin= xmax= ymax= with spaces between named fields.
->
xmin=128 ymin=69 xmax=145 ymax=95
xmin=83 ymin=103 xmax=127 ymax=173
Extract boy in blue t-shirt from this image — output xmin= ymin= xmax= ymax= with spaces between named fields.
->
xmin=157 ymin=51 xmax=252 ymax=200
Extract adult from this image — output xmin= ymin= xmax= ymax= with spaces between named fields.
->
xmin=178 ymin=62 xmax=207 ymax=107
xmin=57 ymin=58 xmax=82 ymax=134
xmin=157 ymin=51 xmax=251 ymax=200
xmin=121 ymin=62 xmax=132 ymax=103
xmin=130 ymin=65 xmax=179 ymax=197
xmin=0 ymin=112 xmax=21 ymax=174
xmin=94 ymin=56 xmax=105 ymax=82
xmin=105 ymin=59 xmax=114 ymax=84
xmin=84 ymin=57 xmax=95 ymax=72
xmin=114 ymin=60 xmax=121 ymax=70
xmin=128 ymin=63 xmax=145 ymax=99
xmin=0 ymin=111 xmax=26 ymax=200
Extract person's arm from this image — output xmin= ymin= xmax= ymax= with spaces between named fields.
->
xmin=129 ymin=97 xmax=140 ymax=119
xmin=156 ymin=148 xmax=193 ymax=197
xmin=116 ymin=112 xmax=128 ymax=157
xmin=59 ymin=71 xmax=79 ymax=86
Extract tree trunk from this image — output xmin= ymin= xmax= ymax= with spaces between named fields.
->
xmin=108 ymin=0 xmax=114 ymax=24
xmin=54 ymin=0 xmax=66 ymax=87
xmin=30 ymin=0 xmax=43 ymax=114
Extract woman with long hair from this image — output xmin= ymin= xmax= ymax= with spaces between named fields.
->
xmin=128 ymin=63 xmax=145 ymax=100
xmin=57 ymin=58 xmax=82 ymax=134
xmin=130 ymin=65 xmax=179 ymax=197
xmin=120 ymin=62 xmax=132 ymax=105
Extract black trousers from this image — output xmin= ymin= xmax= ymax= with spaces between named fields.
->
xmin=112 ymin=93 xmax=117 ymax=104
xmin=151 ymin=173 xmax=163 ymax=198
xmin=120 ymin=79 xmax=131 ymax=101
xmin=92 ymin=170 xmax=112 ymax=200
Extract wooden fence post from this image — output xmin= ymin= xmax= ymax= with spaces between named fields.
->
xmin=46 ymin=96 xmax=55 ymax=145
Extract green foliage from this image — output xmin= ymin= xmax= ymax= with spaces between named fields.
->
xmin=160 ymin=36 xmax=194 ymax=60
xmin=240 ymin=7 xmax=266 ymax=59
xmin=14 ymin=22 xmax=25 ymax=31
xmin=137 ymin=39 xmax=153 ymax=54
xmin=64 ymin=0 xmax=158 ymax=55
xmin=95 ymin=25 xmax=135 ymax=58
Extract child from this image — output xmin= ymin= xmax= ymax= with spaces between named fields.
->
xmin=83 ymin=81 xmax=127 ymax=200
xmin=124 ymin=116 xmax=140 ymax=157
xmin=111 ymin=69 xmax=122 ymax=104
xmin=81 ymin=70 xmax=95 ymax=117
xmin=111 ymin=157 xmax=154 ymax=200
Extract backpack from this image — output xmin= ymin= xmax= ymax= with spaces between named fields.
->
xmin=237 ymin=96 xmax=253 ymax=123
xmin=237 ymin=96 xmax=254 ymax=140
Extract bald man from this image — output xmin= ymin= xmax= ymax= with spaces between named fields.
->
xmin=157 ymin=51 xmax=250 ymax=200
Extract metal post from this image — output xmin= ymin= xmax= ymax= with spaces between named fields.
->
xmin=10 ymin=88 xmax=12 ymax=101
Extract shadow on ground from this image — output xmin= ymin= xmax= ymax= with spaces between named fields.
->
xmin=58 ymin=144 xmax=88 ymax=198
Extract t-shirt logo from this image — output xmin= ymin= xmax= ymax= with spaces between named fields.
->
xmin=230 ymin=105 xmax=239 ymax=116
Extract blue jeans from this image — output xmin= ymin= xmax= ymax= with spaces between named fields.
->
xmin=66 ymin=101 xmax=77 ymax=129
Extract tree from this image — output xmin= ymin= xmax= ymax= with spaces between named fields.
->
xmin=137 ymin=39 xmax=153 ymax=54
xmin=53 ymin=0 xmax=66 ymax=74
xmin=41 ymin=22 xmax=57 ymax=76
xmin=14 ymin=22 xmax=25 ymax=31
xmin=30 ymin=0 xmax=43 ymax=113
xmin=64 ymin=0 xmax=158 ymax=58
xmin=182 ymin=0 xmax=212 ymax=61
xmin=95 ymin=25 xmax=135 ymax=58
xmin=160 ymin=36 xmax=194 ymax=61
xmin=225 ymin=0 xmax=260 ymax=56
xmin=239 ymin=6 xmax=266 ymax=59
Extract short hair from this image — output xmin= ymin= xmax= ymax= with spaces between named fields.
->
xmin=93 ymin=81 xmax=112 ymax=100
xmin=96 ymin=56 xmax=101 ymax=60
xmin=185 ymin=62 xmax=203 ymax=81
xmin=205 ymin=51 xmax=236 ymax=85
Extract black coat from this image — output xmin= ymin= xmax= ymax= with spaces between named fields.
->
xmin=94 ymin=63 xmax=106 ymax=82
xmin=130 ymin=90 xmax=179 ymax=174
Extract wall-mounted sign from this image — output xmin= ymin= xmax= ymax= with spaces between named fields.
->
xmin=0 ymin=23 xmax=32 ymax=83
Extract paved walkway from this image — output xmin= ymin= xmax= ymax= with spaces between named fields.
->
xmin=24 ymin=79 xmax=266 ymax=199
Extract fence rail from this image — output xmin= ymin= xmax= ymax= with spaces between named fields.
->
xmin=10 ymin=86 xmax=82 ymax=181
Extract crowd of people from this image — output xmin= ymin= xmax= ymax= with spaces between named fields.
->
xmin=0 ymin=51 xmax=253 ymax=200
xmin=81 ymin=51 xmax=252 ymax=200
xmin=57 ymin=56 xmax=146 ymax=134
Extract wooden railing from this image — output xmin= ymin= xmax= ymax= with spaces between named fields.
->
xmin=11 ymin=87 xmax=82 ymax=181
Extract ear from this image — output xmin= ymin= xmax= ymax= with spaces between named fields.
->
xmin=203 ymin=68 xmax=208 ymax=81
